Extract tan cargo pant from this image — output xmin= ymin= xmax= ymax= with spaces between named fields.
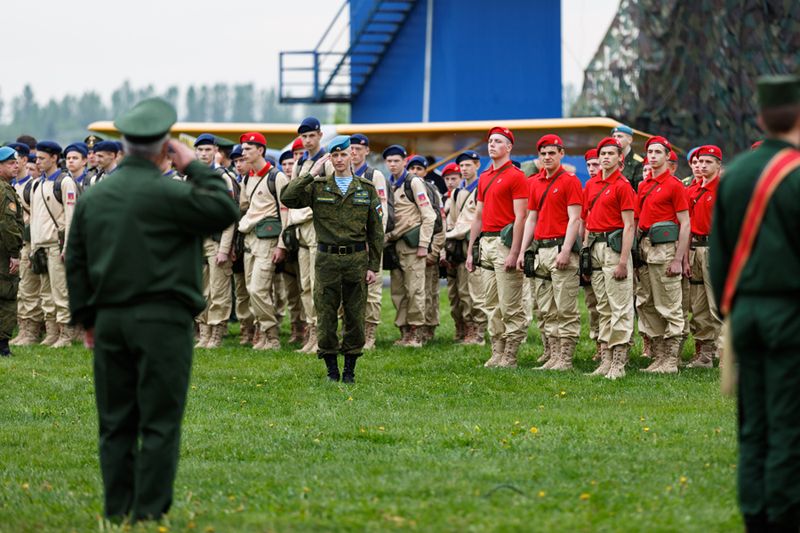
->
xmin=468 ymin=266 xmax=488 ymax=327
xmin=689 ymin=245 xmax=722 ymax=341
xmin=43 ymin=245 xmax=70 ymax=325
xmin=233 ymin=271 xmax=253 ymax=325
xmin=636 ymin=236 xmax=684 ymax=339
xmin=446 ymin=264 xmax=465 ymax=324
xmin=480 ymin=236 xmax=527 ymax=343
xmin=274 ymin=265 xmax=304 ymax=324
xmin=533 ymin=245 xmax=581 ymax=340
xmin=243 ymin=234 xmax=280 ymax=332
xmin=584 ymin=284 xmax=600 ymax=341
xmin=297 ymin=221 xmax=317 ymax=327
xmin=198 ymin=255 xmax=233 ymax=326
xmin=365 ymin=251 xmax=383 ymax=325
xmin=18 ymin=243 xmax=43 ymax=321
xmin=590 ymin=241 xmax=634 ymax=347
xmin=425 ymin=263 xmax=440 ymax=327
xmin=390 ymin=239 xmax=426 ymax=327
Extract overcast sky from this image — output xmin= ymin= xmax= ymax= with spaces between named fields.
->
xmin=0 ymin=0 xmax=617 ymax=105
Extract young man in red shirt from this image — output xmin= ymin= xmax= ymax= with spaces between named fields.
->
xmin=582 ymin=138 xmax=637 ymax=378
xmin=466 ymin=127 xmax=528 ymax=368
xmin=517 ymin=134 xmax=584 ymax=370
xmin=635 ymin=136 xmax=691 ymax=373
xmin=685 ymin=145 xmax=723 ymax=368
xmin=582 ymin=149 xmax=603 ymax=361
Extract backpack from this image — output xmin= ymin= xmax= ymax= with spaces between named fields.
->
xmin=217 ymin=166 xmax=240 ymax=201
xmin=23 ymin=173 xmax=77 ymax=205
xmin=360 ymin=166 xmax=396 ymax=234
xmin=404 ymin=176 xmax=443 ymax=234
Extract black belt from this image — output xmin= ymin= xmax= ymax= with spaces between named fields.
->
xmin=691 ymin=234 xmax=709 ymax=247
xmin=534 ymin=238 xmax=564 ymax=249
xmin=482 ymin=231 xmax=502 ymax=237
xmin=317 ymin=243 xmax=367 ymax=255
xmin=588 ymin=230 xmax=621 ymax=242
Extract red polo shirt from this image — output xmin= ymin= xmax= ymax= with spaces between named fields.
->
xmin=527 ymin=166 xmax=583 ymax=239
xmin=636 ymin=169 xmax=688 ymax=230
xmin=583 ymin=169 xmax=635 ymax=232
xmin=477 ymin=161 xmax=528 ymax=232
xmin=687 ymin=176 xmax=718 ymax=236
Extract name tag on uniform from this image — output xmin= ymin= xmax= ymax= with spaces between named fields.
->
xmin=352 ymin=191 xmax=370 ymax=205
xmin=317 ymin=195 xmax=337 ymax=204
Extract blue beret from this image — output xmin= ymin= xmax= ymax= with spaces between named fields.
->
xmin=350 ymin=133 xmax=369 ymax=147
xmin=36 ymin=141 xmax=62 ymax=155
xmin=278 ymin=150 xmax=293 ymax=163
xmin=6 ymin=142 xmax=29 ymax=158
xmin=194 ymin=133 xmax=217 ymax=147
xmin=298 ymin=117 xmax=321 ymax=134
xmin=327 ymin=135 xmax=351 ymax=153
xmin=94 ymin=140 xmax=119 ymax=153
xmin=230 ymin=144 xmax=243 ymax=160
xmin=64 ymin=142 xmax=89 ymax=158
xmin=115 ymin=141 xmax=124 ymax=152
xmin=406 ymin=155 xmax=427 ymax=169
xmin=456 ymin=150 xmax=480 ymax=164
xmin=0 ymin=146 xmax=18 ymax=162
xmin=382 ymin=144 xmax=407 ymax=159
xmin=611 ymin=124 xmax=634 ymax=136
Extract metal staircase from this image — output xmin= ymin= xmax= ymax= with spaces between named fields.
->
xmin=279 ymin=0 xmax=417 ymax=103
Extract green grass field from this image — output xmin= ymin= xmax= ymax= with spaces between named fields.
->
xmin=0 ymin=291 xmax=739 ymax=532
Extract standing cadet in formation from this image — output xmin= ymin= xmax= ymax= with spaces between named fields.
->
xmin=442 ymin=162 xmax=466 ymax=341
xmin=64 ymin=143 xmax=89 ymax=189
xmin=230 ymin=144 xmax=256 ymax=345
xmin=237 ymin=132 xmax=288 ymax=351
xmin=83 ymin=135 xmax=103 ymax=184
xmin=192 ymin=134 xmax=236 ymax=348
xmin=66 ymin=98 xmax=239 ymax=523
xmin=31 ymin=141 xmax=80 ymax=347
xmin=612 ymin=124 xmax=645 ymax=191
xmin=519 ymin=134 xmax=583 ymax=370
xmin=467 ymin=127 xmax=528 ymax=368
xmin=710 ymin=74 xmax=800 ymax=533
xmin=350 ymin=133 xmax=389 ymax=350
xmin=280 ymin=135 xmax=383 ymax=383
xmin=87 ymin=141 xmax=119 ymax=186
xmin=581 ymin=148 xmax=602 ymax=360
xmin=0 ymin=147 xmax=24 ymax=356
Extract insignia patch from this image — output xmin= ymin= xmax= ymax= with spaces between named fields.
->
xmin=8 ymin=202 xmax=16 ymax=213
xmin=376 ymin=204 xmax=383 ymax=218
xmin=377 ymin=188 xmax=386 ymax=199
xmin=66 ymin=191 xmax=75 ymax=202
xmin=553 ymin=188 xmax=559 ymax=193
xmin=605 ymin=189 xmax=611 ymax=195
xmin=417 ymin=191 xmax=430 ymax=207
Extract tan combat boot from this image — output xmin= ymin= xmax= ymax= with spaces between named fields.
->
xmin=536 ymin=334 xmax=551 ymax=364
xmin=641 ymin=337 xmax=665 ymax=372
xmin=654 ymin=337 xmax=680 ymax=374
xmin=498 ymin=337 xmax=522 ymax=369
xmin=549 ymin=337 xmax=576 ymax=371
xmin=394 ymin=326 xmax=409 ymax=346
xmin=589 ymin=343 xmax=612 ymax=376
xmin=251 ymin=326 xmax=264 ymax=349
xmin=298 ymin=325 xmax=317 ymax=353
xmin=591 ymin=340 xmax=603 ymax=361
xmin=239 ymin=321 xmax=255 ymax=346
xmin=195 ymin=324 xmax=211 ymax=348
xmin=10 ymin=320 xmax=33 ymax=346
xmin=605 ymin=345 xmax=630 ymax=380
xmin=484 ymin=336 xmax=506 ymax=367
xmin=52 ymin=325 xmax=75 ymax=348
xmin=538 ymin=337 xmax=563 ymax=370
xmin=405 ymin=326 xmax=423 ymax=348
xmin=686 ymin=340 xmax=714 ymax=369
xmin=684 ymin=339 xmax=705 ymax=367
xmin=289 ymin=321 xmax=306 ymax=344
xmin=261 ymin=326 xmax=281 ymax=351
xmin=472 ymin=322 xmax=487 ymax=346
xmin=454 ymin=321 xmax=466 ymax=343
xmin=40 ymin=320 xmax=59 ymax=346
xmin=205 ymin=324 xmax=226 ymax=349
xmin=641 ymin=334 xmax=652 ymax=358
xmin=364 ymin=322 xmax=378 ymax=350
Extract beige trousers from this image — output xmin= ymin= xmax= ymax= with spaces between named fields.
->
xmin=390 ymin=239 xmax=426 ymax=327
xmin=689 ymin=246 xmax=723 ymax=341
xmin=18 ymin=243 xmax=43 ymax=321
xmin=365 ymin=252 xmax=383 ymax=325
xmin=425 ymin=263 xmax=440 ymax=327
xmin=233 ymin=271 xmax=253 ymax=325
xmin=243 ymin=234 xmax=280 ymax=332
xmin=198 ymin=256 xmax=233 ymax=326
xmin=590 ymin=242 xmax=634 ymax=347
xmin=297 ymin=221 xmax=317 ymax=326
xmin=44 ymin=246 xmax=70 ymax=325
xmin=480 ymin=236 xmax=527 ymax=343
xmin=636 ymin=237 xmax=684 ymax=339
xmin=533 ymin=245 xmax=581 ymax=340
xmin=584 ymin=284 xmax=600 ymax=341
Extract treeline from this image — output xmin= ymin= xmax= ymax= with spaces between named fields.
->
xmin=0 ymin=82 xmax=345 ymax=145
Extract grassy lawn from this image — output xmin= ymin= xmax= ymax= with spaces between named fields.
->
xmin=0 ymin=290 xmax=739 ymax=532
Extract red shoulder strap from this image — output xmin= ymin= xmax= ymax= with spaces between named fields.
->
xmin=721 ymin=148 xmax=800 ymax=315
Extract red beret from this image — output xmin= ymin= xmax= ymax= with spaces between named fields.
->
xmin=668 ymin=150 xmax=678 ymax=162
xmin=645 ymin=136 xmax=671 ymax=151
xmin=751 ymin=140 xmax=763 ymax=150
xmin=442 ymin=162 xmax=461 ymax=177
xmin=584 ymin=149 xmax=598 ymax=161
xmin=487 ymin=126 xmax=514 ymax=144
xmin=596 ymin=137 xmax=622 ymax=153
xmin=240 ymin=132 xmax=267 ymax=146
xmin=696 ymin=145 xmax=722 ymax=161
xmin=536 ymin=134 xmax=564 ymax=152
xmin=291 ymin=137 xmax=303 ymax=152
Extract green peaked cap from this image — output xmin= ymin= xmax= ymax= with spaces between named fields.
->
xmin=757 ymin=74 xmax=800 ymax=109
xmin=114 ymin=97 xmax=177 ymax=142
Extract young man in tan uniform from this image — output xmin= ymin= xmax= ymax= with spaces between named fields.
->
xmin=237 ymin=132 xmax=289 ymax=350
xmin=383 ymin=145 xmax=436 ymax=347
xmin=31 ymin=141 xmax=80 ymax=347
xmin=193 ymin=134 xmax=236 ymax=348
xmin=276 ymin=148 xmax=306 ymax=344
xmin=444 ymin=151 xmax=487 ymax=345
xmin=350 ymin=134 xmax=388 ymax=350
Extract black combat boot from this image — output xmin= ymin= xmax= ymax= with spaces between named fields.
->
xmin=342 ymin=354 xmax=360 ymax=384
xmin=0 ymin=338 xmax=11 ymax=357
xmin=322 ymin=354 xmax=340 ymax=381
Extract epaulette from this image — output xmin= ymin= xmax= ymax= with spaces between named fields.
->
xmin=356 ymin=175 xmax=376 ymax=188
xmin=633 ymin=153 xmax=644 ymax=163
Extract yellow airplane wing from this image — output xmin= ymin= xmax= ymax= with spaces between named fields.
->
xmin=87 ymin=121 xmax=300 ymax=148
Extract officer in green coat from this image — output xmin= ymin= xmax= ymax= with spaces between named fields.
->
xmin=0 ymin=146 xmax=24 ymax=356
xmin=281 ymin=135 xmax=384 ymax=383
xmin=709 ymin=75 xmax=800 ymax=532
xmin=65 ymin=98 xmax=239 ymax=523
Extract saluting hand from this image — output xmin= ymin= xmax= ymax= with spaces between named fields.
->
xmin=167 ymin=140 xmax=196 ymax=174
xmin=310 ymin=154 xmax=331 ymax=177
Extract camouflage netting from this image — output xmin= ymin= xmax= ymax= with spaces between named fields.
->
xmin=572 ymin=0 xmax=800 ymax=155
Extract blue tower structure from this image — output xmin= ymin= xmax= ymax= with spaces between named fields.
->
xmin=279 ymin=0 xmax=562 ymax=124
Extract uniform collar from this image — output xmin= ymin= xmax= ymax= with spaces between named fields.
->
xmin=13 ymin=175 xmax=31 ymax=186
xmin=700 ymin=175 xmax=719 ymax=191
xmin=253 ymin=161 xmax=272 ymax=177
xmin=355 ymin=162 xmax=368 ymax=177
xmin=464 ymin=177 xmax=479 ymax=193
xmin=490 ymin=160 xmax=513 ymax=173
xmin=541 ymin=165 xmax=565 ymax=180
xmin=44 ymin=169 xmax=62 ymax=181
xmin=601 ymin=169 xmax=623 ymax=183
xmin=651 ymin=168 xmax=672 ymax=183
xmin=392 ymin=170 xmax=408 ymax=188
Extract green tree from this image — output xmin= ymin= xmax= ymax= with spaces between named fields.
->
xmin=231 ymin=84 xmax=255 ymax=122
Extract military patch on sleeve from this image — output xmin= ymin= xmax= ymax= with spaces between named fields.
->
xmin=8 ymin=201 xmax=16 ymax=213
xmin=417 ymin=191 xmax=429 ymax=207
xmin=66 ymin=191 xmax=76 ymax=204
xmin=377 ymin=188 xmax=386 ymax=199
xmin=376 ymin=204 xmax=383 ymax=219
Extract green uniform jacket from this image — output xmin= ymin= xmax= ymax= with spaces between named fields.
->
xmin=0 ymin=181 xmax=24 ymax=262
xmin=281 ymin=172 xmax=384 ymax=272
xmin=709 ymin=139 xmax=800 ymax=314
xmin=65 ymin=157 xmax=239 ymax=328
xmin=622 ymin=153 xmax=644 ymax=192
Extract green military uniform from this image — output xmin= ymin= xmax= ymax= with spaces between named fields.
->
xmin=280 ymin=135 xmax=383 ymax=383
xmin=65 ymin=98 xmax=239 ymax=522
xmin=0 ymin=147 xmax=25 ymax=354
xmin=621 ymin=151 xmax=645 ymax=191
xmin=709 ymin=75 xmax=800 ymax=531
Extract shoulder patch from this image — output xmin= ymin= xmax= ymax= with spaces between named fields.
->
xmin=633 ymin=153 xmax=644 ymax=162
xmin=357 ymin=176 xmax=375 ymax=188
xmin=8 ymin=201 xmax=16 ymax=213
